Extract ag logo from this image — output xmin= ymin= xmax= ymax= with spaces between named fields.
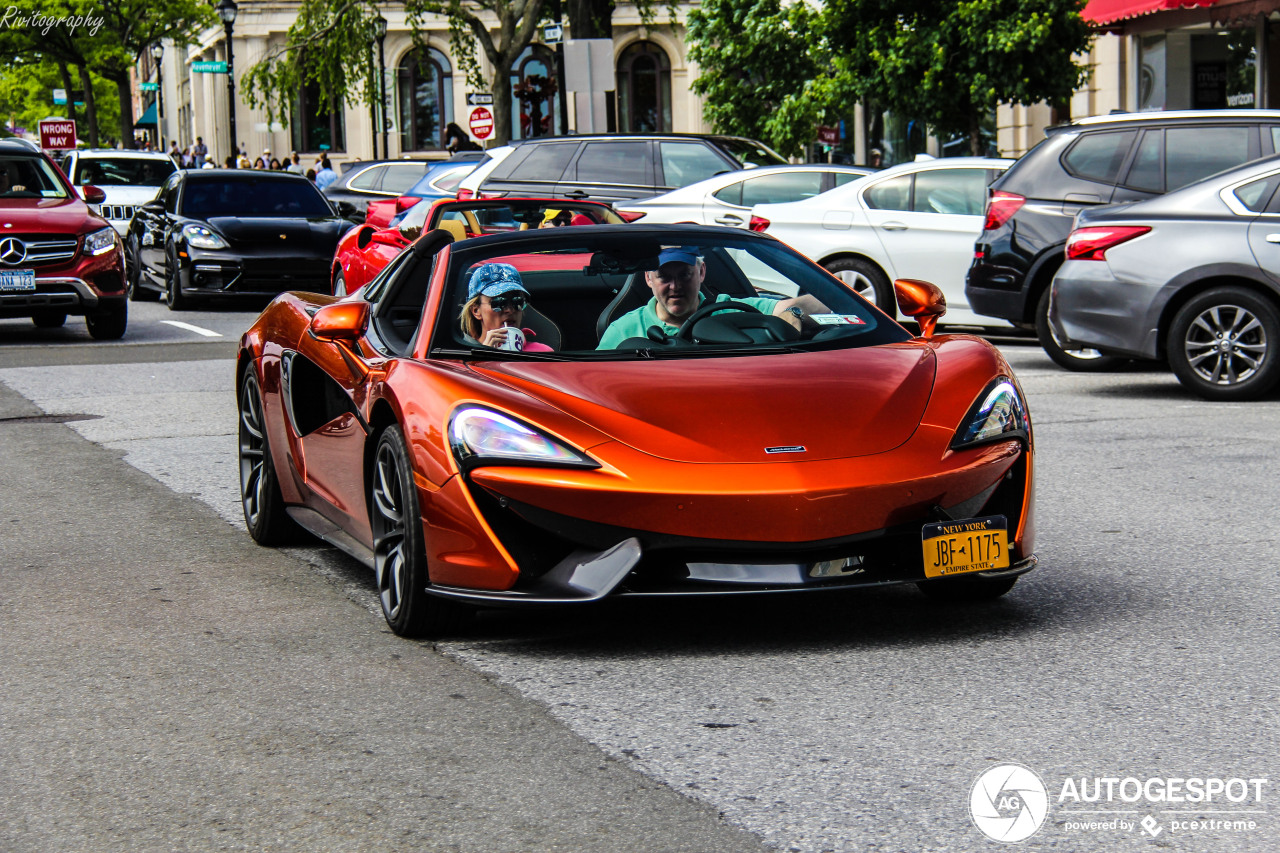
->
xmin=970 ymin=763 xmax=1049 ymax=843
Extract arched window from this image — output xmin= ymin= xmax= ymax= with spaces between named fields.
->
xmin=397 ymin=47 xmax=453 ymax=151
xmin=616 ymin=41 xmax=671 ymax=133
xmin=509 ymin=46 xmax=559 ymax=141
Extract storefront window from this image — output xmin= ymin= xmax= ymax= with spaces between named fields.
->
xmin=509 ymin=46 xmax=559 ymax=141
xmin=1191 ymin=29 xmax=1256 ymax=110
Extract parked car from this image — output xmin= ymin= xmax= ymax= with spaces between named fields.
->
xmin=750 ymin=157 xmax=1013 ymax=324
xmin=1049 ymin=154 xmax=1280 ymax=401
xmin=324 ymin=156 xmax=479 ymax=218
xmin=331 ymin=197 xmax=626 ymax=296
xmin=126 ymin=169 xmax=355 ymax=309
xmin=59 ymin=149 xmax=177 ymax=236
xmin=467 ymin=133 xmax=788 ymax=204
xmin=362 ymin=159 xmax=482 ymax=229
xmin=238 ymin=223 xmax=1037 ymax=637
xmin=614 ymin=164 xmax=873 ymax=228
xmin=455 ymin=145 xmax=518 ymax=201
xmin=966 ymin=109 xmax=1280 ymax=369
xmin=0 ymin=139 xmax=127 ymax=339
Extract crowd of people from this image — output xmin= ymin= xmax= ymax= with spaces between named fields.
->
xmin=132 ymin=135 xmax=339 ymax=184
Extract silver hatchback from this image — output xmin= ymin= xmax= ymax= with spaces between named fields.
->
xmin=1049 ymin=155 xmax=1280 ymax=401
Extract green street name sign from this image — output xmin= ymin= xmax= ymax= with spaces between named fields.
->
xmin=192 ymin=61 xmax=228 ymax=73
xmin=140 ymin=82 xmax=159 ymax=92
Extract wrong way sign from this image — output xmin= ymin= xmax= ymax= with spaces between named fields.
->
xmin=469 ymin=106 xmax=493 ymax=140
xmin=39 ymin=119 xmax=77 ymax=151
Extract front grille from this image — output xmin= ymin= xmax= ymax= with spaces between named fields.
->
xmin=97 ymin=204 xmax=136 ymax=222
xmin=1 ymin=235 xmax=79 ymax=267
xmin=236 ymin=258 xmax=330 ymax=293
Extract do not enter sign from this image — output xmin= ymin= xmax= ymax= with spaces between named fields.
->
xmin=469 ymin=107 xmax=493 ymax=140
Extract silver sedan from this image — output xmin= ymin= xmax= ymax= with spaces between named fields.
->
xmin=1049 ymin=155 xmax=1280 ymax=400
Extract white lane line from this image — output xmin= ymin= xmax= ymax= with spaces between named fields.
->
xmin=160 ymin=320 xmax=223 ymax=338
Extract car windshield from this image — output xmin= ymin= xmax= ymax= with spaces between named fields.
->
xmin=181 ymin=177 xmax=333 ymax=217
xmin=716 ymin=138 xmax=788 ymax=168
xmin=399 ymin=200 xmax=625 ymax=240
xmin=429 ymin=229 xmax=908 ymax=357
xmin=75 ymin=157 xmax=176 ymax=187
xmin=0 ymin=155 xmax=71 ymax=199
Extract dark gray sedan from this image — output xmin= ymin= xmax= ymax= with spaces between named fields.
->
xmin=1049 ymin=155 xmax=1280 ymax=401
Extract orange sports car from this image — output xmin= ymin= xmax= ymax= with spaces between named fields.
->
xmin=238 ymin=224 xmax=1036 ymax=637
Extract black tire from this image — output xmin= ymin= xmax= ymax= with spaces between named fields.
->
xmin=86 ymin=306 xmax=127 ymax=340
xmin=1167 ymin=286 xmax=1280 ymax=401
xmin=333 ymin=269 xmax=348 ymax=298
xmin=918 ymin=575 xmax=1018 ymax=602
xmin=31 ymin=310 xmax=67 ymax=328
xmin=823 ymin=257 xmax=895 ymax=316
xmin=371 ymin=426 xmax=473 ymax=638
xmin=1036 ymin=287 xmax=1126 ymax=372
xmin=166 ymin=252 xmax=190 ymax=311
xmin=238 ymin=369 xmax=303 ymax=546
xmin=126 ymin=244 xmax=159 ymax=302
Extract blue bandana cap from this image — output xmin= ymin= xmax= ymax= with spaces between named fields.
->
xmin=657 ymin=246 xmax=701 ymax=267
xmin=467 ymin=262 xmax=527 ymax=300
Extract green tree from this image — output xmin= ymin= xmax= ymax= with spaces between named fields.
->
xmin=686 ymin=0 xmax=821 ymax=159
xmin=0 ymin=61 xmax=122 ymax=144
xmin=819 ymin=0 xmax=1093 ymax=154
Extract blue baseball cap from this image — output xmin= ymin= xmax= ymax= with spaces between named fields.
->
xmin=657 ymin=246 xmax=701 ymax=267
xmin=467 ymin=263 xmax=528 ymax=300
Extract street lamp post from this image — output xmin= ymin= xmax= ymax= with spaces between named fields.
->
xmin=151 ymin=42 xmax=163 ymax=153
xmin=216 ymin=0 xmax=239 ymax=163
xmin=374 ymin=14 xmax=388 ymax=159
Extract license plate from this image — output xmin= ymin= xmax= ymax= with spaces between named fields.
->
xmin=0 ymin=269 xmax=35 ymax=292
xmin=921 ymin=515 xmax=1010 ymax=579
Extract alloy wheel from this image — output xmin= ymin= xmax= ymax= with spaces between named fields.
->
xmin=372 ymin=442 xmax=408 ymax=622
xmin=1182 ymin=303 xmax=1267 ymax=386
xmin=238 ymin=378 xmax=268 ymax=528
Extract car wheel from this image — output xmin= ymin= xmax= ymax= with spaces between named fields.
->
xmin=333 ymin=269 xmax=348 ymax=297
xmin=917 ymin=575 xmax=1018 ymax=602
xmin=1167 ymin=286 xmax=1280 ymax=401
xmin=166 ymin=253 xmax=189 ymax=311
xmin=823 ymin=257 xmax=895 ymax=316
xmin=238 ymin=369 xmax=303 ymax=545
xmin=1035 ymin=287 xmax=1126 ymax=372
xmin=127 ymin=244 xmax=159 ymax=302
xmin=31 ymin=310 xmax=67 ymax=328
xmin=371 ymin=425 xmax=473 ymax=638
xmin=85 ymin=306 xmax=127 ymax=340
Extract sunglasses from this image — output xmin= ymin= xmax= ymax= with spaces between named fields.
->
xmin=484 ymin=294 xmax=527 ymax=312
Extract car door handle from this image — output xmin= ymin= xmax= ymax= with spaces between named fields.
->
xmin=880 ymin=222 xmax=908 ymax=231
xmin=563 ymin=190 xmax=589 ymax=199
xmin=1266 ymin=234 xmax=1280 ymax=243
xmin=715 ymin=214 xmax=744 ymax=225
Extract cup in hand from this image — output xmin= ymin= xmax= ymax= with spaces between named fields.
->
xmin=498 ymin=325 xmax=525 ymax=351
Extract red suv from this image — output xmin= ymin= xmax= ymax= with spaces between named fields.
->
xmin=0 ymin=139 xmax=127 ymax=339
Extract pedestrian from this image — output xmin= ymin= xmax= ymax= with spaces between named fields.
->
xmin=181 ymin=147 xmax=194 ymax=169
xmin=269 ymin=157 xmax=283 ymax=170
xmin=238 ymin=152 xmax=252 ymax=169
xmin=202 ymin=154 xmax=216 ymax=169
xmin=314 ymin=157 xmax=338 ymax=189
xmin=224 ymin=155 xmax=237 ymax=169
xmin=286 ymin=152 xmax=304 ymax=174
xmin=868 ymin=148 xmax=883 ymax=169
xmin=253 ymin=155 xmax=267 ymax=169
xmin=192 ymin=136 xmax=208 ymax=163
xmin=445 ymin=122 xmax=478 ymax=154
xmin=305 ymin=168 xmax=316 ymax=183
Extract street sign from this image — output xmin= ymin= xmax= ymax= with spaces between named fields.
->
xmin=469 ymin=106 xmax=494 ymax=140
xmin=466 ymin=93 xmax=493 ymax=106
xmin=191 ymin=61 xmax=228 ymax=74
xmin=140 ymin=82 xmax=159 ymax=92
xmin=543 ymin=23 xmax=563 ymax=44
xmin=817 ymin=125 xmax=839 ymax=145
xmin=39 ymin=119 xmax=77 ymax=150
xmin=52 ymin=89 xmax=85 ymax=105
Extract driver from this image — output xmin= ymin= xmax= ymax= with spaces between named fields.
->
xmin=597 ymin=246 xmax=826 ymax=349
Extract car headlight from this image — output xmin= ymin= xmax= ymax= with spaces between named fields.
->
xmin=182 ymin=223 xmax=229 ymax=250
xmin=449 ymin=406 xmax=598 ymax=471
xmin=83 ymin=226 xmax=117 ymax=256
xmin=951 ymin=378 xmax=1030 ymax=450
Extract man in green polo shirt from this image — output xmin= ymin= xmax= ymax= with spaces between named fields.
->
xmin=597 ymin=246 xmax=827 ymax=349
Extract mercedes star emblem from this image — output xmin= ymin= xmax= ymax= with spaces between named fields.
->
xmin=0 ymin=236 xmax=28 ymax=266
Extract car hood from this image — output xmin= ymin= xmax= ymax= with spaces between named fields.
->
xmin=205 ymin=216 xmax=346 ymax=246
xmin=94 ymin=186 xmax=162 ymax=205
xmin=0 ymin=196 xmax=104 ymax=233
xmin=468 ymin=344 xmax=936 ymax=463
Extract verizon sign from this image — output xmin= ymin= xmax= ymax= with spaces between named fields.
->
xmin=39 ymin=119 xmax=77 ymax=150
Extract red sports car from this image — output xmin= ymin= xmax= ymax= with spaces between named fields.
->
xmin=330 ymin=197 xmax=626 ymax=296
xmin=239 ymin=224 xmax=1036 ymax=638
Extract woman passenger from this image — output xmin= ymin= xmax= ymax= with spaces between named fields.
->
xmin=459 ymin=263 xmax=553 ymax=352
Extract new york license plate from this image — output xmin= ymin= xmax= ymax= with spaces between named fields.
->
xmin=0 ymin=269 xmax=35 ymax=292
xmin=921 ymin=515 xmax=1010 ymax=579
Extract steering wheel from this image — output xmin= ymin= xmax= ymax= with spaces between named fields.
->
xmin=674 ymin=300 xmax=764 ymax=342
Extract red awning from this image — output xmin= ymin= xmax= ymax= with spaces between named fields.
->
xmin=1082 ymin=0 xmax=1221 ymax=25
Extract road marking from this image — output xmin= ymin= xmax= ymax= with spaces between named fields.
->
xmin=161 ymin=320 xmax=222 ymax=338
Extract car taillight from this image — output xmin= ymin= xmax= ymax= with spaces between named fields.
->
xmin=618 ymin=210 xmax=646 ymax=222
xmin=1064 ymin=226 xmax=1151 ymax=261
xmin=456 ymin=188 xmax=474 ymax=200
xmin=982 ymin=191 xmax=1025 ymax=232
xmin=749 ymin=215 xmax=770 ymax=232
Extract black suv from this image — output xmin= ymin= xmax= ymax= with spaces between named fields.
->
xmin=966 ymin=110 xmax=1280 ymax=369
xmin=471 ymin=133 xmax=787 ymax=204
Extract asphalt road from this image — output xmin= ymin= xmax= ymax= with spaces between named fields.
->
xmin=2 ymin=304 xmax=1277 ymax=852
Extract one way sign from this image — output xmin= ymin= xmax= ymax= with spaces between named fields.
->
xmin=39 ymin=119 xmax=77 ymax=151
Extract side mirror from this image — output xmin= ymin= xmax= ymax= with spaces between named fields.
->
xmin=309 ymin=300 xmax=370 ymax=342
xmin=893 ymin=278 xmax=947 ymax=339
xmin=335 ymin=200 xmax=360 ymax=220
xmin=81 ymin=185 xmax=107 ymax=204
xmin=141 ymin=200 xmax=165 ymax=215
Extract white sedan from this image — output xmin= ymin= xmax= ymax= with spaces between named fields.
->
xmin=615 ymin=164 xmax=872 ymax=228
xmin=751 ymin=157 xmax=1014 ymax=326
